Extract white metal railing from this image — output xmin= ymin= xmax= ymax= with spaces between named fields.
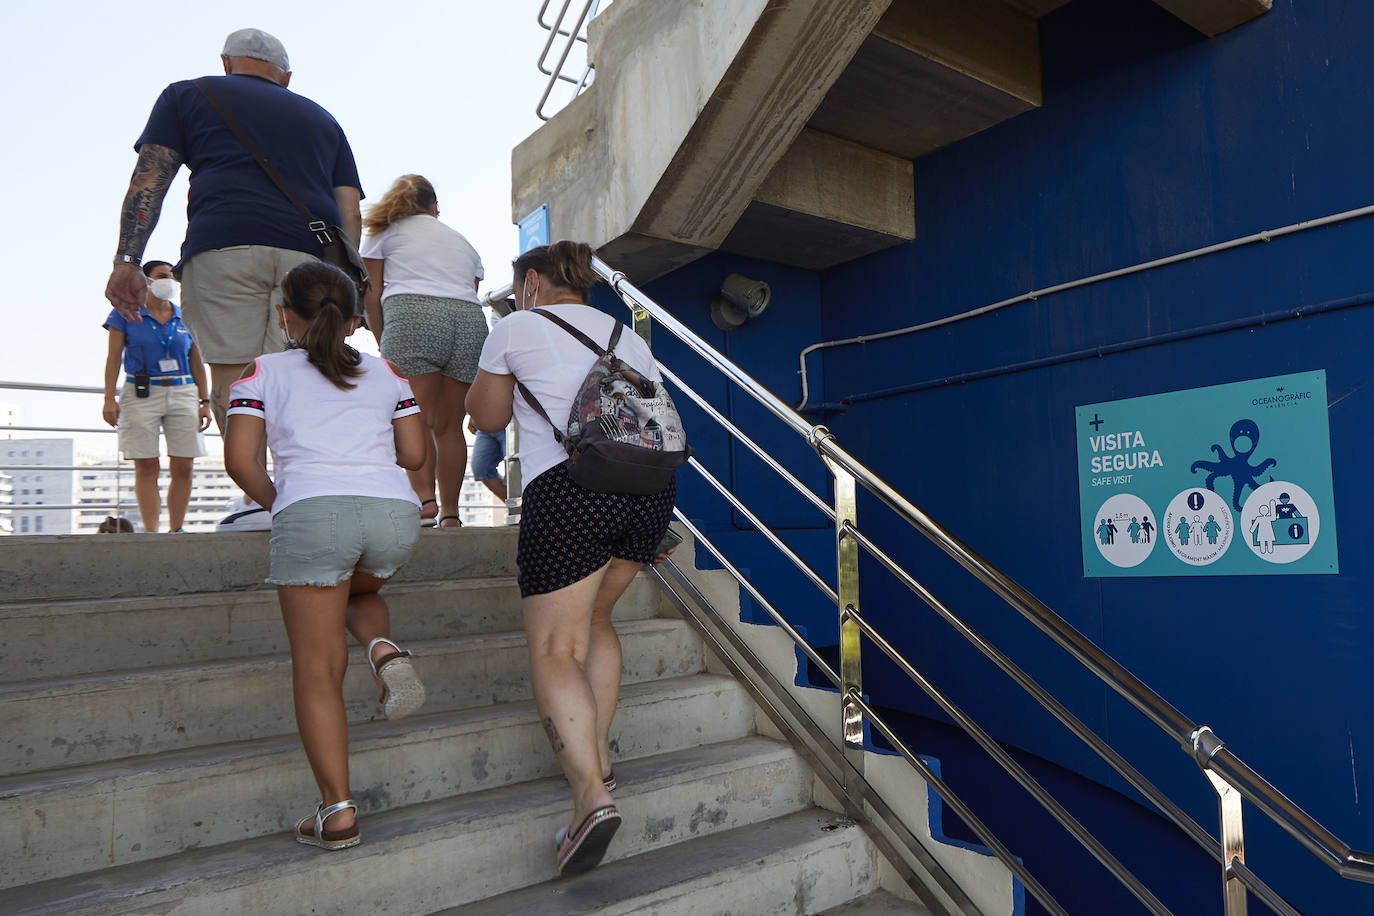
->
xmin=535 ymin=0 xmax=607 ymax=120
xmin=0 ymin=380 xmax=227 ymax=530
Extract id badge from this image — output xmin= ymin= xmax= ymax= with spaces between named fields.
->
xmin=158 ymin=358 xmax=179 ymax=373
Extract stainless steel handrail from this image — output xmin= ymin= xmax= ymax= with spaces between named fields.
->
xmin=667 ymin=509 xmax=1064 ymax=915
xmin=674 ymin=439 xmax=1173 ymax=912
xmin=848 ymin=611 xmax=1172 ymax=915
xmin=845 ymin=520 xmax=1223 ymax=863
xmin=589 ymin=254 xmax=1374 ymax=912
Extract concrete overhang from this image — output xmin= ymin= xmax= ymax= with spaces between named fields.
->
xmin=512 ymin=0 xmax=1271 ymax=281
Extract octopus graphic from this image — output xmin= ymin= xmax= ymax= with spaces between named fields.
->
xmin=1189 ymin=418 xmax=1276 ymax=511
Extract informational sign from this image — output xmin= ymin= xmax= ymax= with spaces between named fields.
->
xmin=518 ymin=204 xmax=549 ymax=254
xmin=1076 ymin=371 xmax=1337 ymax=577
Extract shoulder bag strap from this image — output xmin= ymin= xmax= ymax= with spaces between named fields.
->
xmin=192 ymin=78 xmax=322 ymax=229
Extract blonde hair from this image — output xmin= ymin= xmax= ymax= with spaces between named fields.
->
xmin=362 ymin=174 xmax=438 ymax=235
xmin=512 ymin=241 xmax=599 ymax=300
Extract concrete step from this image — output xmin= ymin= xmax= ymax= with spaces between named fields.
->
xmin=1 ymin=674 xmax=755 ymax=889
xmin=443 ymin=809 xmax=897 ymax=915
xmin=0 ymin=573 xmax=666 ymax=682
xmin=0 ymin=527 xmax=520 ymax=602
xmin=818 ymin=890 xmax=930 ymax=914
xmin=0 ymin=619 xmax=704 ymax=776
xmin=5 ymin=737 xmax=811 ymax=915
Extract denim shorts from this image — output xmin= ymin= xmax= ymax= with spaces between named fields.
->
xmin=267 ymin=496 xmax=420 ymax=587
xmin=470 ymin=430 xmax=505 ymax=481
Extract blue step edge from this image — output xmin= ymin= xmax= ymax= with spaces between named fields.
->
xmin=785 ymin=628 xmax=1027 ymax=916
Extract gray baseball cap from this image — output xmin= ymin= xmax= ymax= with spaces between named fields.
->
xmin=222 ymin=28 xmax=290 ymax=72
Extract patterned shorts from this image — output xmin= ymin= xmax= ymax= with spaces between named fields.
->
xmin=379 ymin=294 xmax=488 ymax=382
xmin=517 ymin=462 xmax=676 ymax=597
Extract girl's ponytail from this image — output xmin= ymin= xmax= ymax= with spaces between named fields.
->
xmin=281 ymin=263 xmax=363 ymax=390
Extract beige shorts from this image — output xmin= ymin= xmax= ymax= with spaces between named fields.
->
xmin=179 ymin=245 xmax=318 ymax=365
xmin=117 ymin=382 xmax=206 ymax=460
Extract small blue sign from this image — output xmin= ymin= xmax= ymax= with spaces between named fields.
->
xmin=519 ymin=204 xmax=549 ymax=254
xmin=1076 ymin=371 xmax=1337 ymax=577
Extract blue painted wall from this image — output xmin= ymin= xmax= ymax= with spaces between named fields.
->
xmin=634 ymin=0 xmax=1374 ymax=911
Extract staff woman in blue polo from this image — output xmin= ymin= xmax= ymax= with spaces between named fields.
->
xmin=102 ymin=260 xmax=211 ymax=532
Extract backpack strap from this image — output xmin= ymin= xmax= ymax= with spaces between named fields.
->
xmin=515 ymin=380 xmax=565 ymax=444
xmin=531 ymin=308 xmax=624 ymax=356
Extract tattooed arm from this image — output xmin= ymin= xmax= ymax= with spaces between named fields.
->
xmin=105 ymin=143 xmax=183 ymax=321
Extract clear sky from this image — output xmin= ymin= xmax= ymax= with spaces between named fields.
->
xmin=0 ymin=1 xmax=588 ymax=447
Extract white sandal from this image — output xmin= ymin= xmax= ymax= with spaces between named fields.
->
xmin=296 ymin=799 xmax=360 ymax=850
xmin=367 ymin=637 xmax=426 ymax=720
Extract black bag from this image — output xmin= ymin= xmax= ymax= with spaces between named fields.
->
xmin=192 ymin=78 xmax=370 ymax=300
xmin=517 ymin=309 xmax=691 ymax=495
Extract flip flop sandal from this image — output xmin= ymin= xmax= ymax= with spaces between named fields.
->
xmin=603 ymin=769 xmax=617 ymax=792
xmin=653 ymin=528 xmax=683 ymax=565
xmin=438 ymin=515 xmax=462 ymax=528
xmin=366 ymin=637 xmax=426 ymax=720
xmin=419 ymin=498 xmax=438 ymax=528
xmin=555 ymin=804 xmax=622 ymax=876
xmin=296 ymin=799 xmax=360 ymax=850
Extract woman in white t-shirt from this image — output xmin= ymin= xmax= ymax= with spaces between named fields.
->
xmin=360 ymin=174 xmax=486 ymax=528
xmin=467 ymin=242 xmax=677 ymax=877
xmin=224 ymin=262 xmax=429 ymax=852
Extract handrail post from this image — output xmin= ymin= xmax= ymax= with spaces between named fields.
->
xmin=1196 ymin=727 xmax=1249 ymax=915
xmin=631 ymin=302 xmax=651 ymax=346
xmin=505 ymin=423 xmax=522 ymax=526
xmin=826 ymin=429 xmax=864 ymax=773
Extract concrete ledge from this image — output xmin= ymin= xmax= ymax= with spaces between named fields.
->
xmin=450 ymin=810 xmax=887 ymax=915
xmin=8 ymin=737 xmax=811 ymax=914
xmin=1003 ymin=0 xmax=1072 ymax=16
xmin=0 ymin=527 xmax=521 ymax=602
xmin=1152 ymin=0 xmax=1271 ymax=36
xmin=514 ymin=0 xmax=894 ymax=280
xmin=0 ymin=573 xmax=665 ymax=682
xmin=874 ymin=0 xmax=1041 ymax=106
xmin=754 ymin=129 xmax=915 ymax=239
xmin=1 ymin=675 xmax=753 ymax=888
xmin=0 ymin=620 xmax=703 ymax=776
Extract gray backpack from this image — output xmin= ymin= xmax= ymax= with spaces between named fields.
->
xmin=516 ymin=309 xmax=690 ymax=495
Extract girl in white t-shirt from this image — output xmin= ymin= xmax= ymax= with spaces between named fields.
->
xmin=360 ymin=174 xmax=486 ymax=528
xmin=468 ymin=242 xmax=678 ymax=877
xmin=224 ymin=261 xmax=428 ymax=852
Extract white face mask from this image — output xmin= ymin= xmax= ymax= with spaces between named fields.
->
xmin=148 ymin=277 xmax=178 ymax=301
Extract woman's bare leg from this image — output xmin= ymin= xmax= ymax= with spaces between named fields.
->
xmin=433 ymin=377 xmax=471 ymax=526
xmin=403 ymin=372 xmax=441 ymax=513
xmin=523 ymin=562 xmax=617 ymax=825
xmin=587 ymin=558 xmax=643 ymax=779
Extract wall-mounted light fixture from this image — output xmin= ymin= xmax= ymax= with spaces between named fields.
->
xmin=710 ymin=274 xmax=772 ymax=331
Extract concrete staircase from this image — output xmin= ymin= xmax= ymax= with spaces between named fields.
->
xmin=0 ymin=530 xmax=923 ymax=914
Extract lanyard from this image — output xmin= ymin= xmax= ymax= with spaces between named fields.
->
xmin=149 ymin=313 xmax=180 ymax=358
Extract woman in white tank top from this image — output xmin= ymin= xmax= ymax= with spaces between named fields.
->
xmin=468 ymin=242 xmax=679 ymax=876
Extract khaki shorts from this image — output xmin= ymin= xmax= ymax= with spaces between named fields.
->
xmin=117 ymin=382 xmax=206 ymax=460
xmin=179 ymin=245 xmax=318 ymax=365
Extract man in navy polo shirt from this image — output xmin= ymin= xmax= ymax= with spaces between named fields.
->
xmin=103 ymin=28 xmax=364 ymax=436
